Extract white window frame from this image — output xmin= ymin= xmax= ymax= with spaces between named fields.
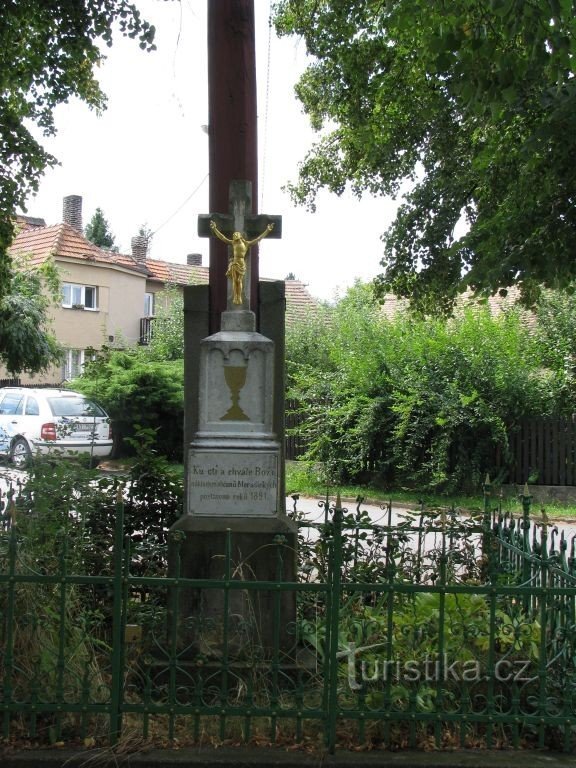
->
xmin=62 ymin=283 xmax=98 ymax=310
xmin=144 ymin=292 xmax=155 ymax=317
xmin=62 ymin=349 xmax=91 ymax=380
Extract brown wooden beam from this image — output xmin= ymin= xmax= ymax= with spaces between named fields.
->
xmin=207 ymin=0 xmax=258 ymax=332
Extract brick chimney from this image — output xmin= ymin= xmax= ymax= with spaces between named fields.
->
xmin=131 ymin=235 xmax=148 ymax=262
xmin=62 ymin=195 xmax=83 ymax=232
xmin=187 ymin=253 xmax=202 ymax=266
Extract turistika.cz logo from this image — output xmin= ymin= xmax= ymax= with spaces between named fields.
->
xmin=337 ymin=643 xmax=535 ymax=690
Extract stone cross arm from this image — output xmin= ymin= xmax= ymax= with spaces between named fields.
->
xmin=198 ymin=213 xmax=282 ymax=240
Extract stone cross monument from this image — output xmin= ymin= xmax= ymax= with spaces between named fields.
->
xmin=189 ymin=180 xmax=283 ymax=517
xmin=169 ymin=180 xmax=297 ymax=660
xmin=198 ymin=179 xmax=282 ymax=311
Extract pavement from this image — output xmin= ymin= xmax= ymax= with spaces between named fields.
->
xmin=289 ymin=493 xmax=576 ymax=541
xmin=0 ymin=747 xmax=576 ymax=768
xmin=1 ymin=746 xmax=576 ymax=768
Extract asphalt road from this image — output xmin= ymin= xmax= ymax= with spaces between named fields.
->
xmin=286 ymin=492 xmax=576 ymax=545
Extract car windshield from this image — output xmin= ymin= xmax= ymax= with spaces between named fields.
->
xmin=47 ymin=396 xmax=106 ymax=418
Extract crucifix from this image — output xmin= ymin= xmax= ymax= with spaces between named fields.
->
xmin=198 ymin=179 xmax=282 ymax=315
xmin=170 ymin=1 xmax=297 ymax=660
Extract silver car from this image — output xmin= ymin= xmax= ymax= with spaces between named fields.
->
xmin=0 ymin=387 xmax=113 ymax=468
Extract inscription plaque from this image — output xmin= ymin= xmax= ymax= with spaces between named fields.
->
xmin=187 ymin=450 xmax=279 ymax=517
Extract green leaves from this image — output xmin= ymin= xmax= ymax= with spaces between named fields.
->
xmin=84 ymin=208 xmax=116 ymax=250
xmin=274 ymin=0 xmax=576 ymax=312
xmin=0 ymin=0 xmax=156 ymax=307
xmin=287 ymin=282 xmax=558 ymax=491
xmin=0 ymin=254 xmax=62 ymax=374
xmin=73 ymin=347 xmax=184 ymax=459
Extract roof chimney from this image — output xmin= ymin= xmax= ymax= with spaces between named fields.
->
xmin=131 ymin=235 xmax=148 ymax=262
xmin=187 ymin=253 xmax=202 ymax=266
xmin=62 ymin=195 xmax=83 ymax=232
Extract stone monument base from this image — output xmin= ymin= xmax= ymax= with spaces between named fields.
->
xmin=168 ymin=514 xmax=298 ymax=660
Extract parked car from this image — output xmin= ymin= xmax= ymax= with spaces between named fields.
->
xmin=0 ymin=387 xmax=113 ymax=468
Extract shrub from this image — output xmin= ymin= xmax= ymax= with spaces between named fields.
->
xmin=287 ymin=283 xmax=556 ymax=492
xmin=72 ymin=347 xmax=184 ymax=460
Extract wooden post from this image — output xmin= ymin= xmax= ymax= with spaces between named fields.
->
xmin=208 ymin=1 xmax=259 ymax=331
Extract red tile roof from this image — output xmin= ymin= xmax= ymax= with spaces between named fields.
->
xmin=282 ymin=279 xmax=321 ymax=322
xmin=8 ymin=223 xmax=320 ymax=321
xmin=8 ymin=224 xmax=148 ymax=275
xmin=145 ymin=258 xmax=209 ymax=286
xmin=146 ymin=261 xmax=319 ymax=321
xmin=380 ymin=286 xmax=536 ymax=329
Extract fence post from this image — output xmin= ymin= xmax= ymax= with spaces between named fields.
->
xmin=325 ymin=494 xmax=343 ymax=754
xmin=2 ymin=526 xmax=18 ymax=738
xmin=481 ymin=474 xmax=492 ymax=578
xmin=520 ymin=483 xmax=532 ymax=611
xmin=109 ymin=485 xmax=126 ymax=744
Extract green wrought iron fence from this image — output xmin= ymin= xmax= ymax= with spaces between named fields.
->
xmin=1 ymin=482 xmax=576 ymax=752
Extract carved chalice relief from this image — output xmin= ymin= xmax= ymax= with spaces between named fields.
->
xmin=222 ymin=361 xmax=249 ymax=421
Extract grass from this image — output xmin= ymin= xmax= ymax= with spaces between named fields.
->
xmin=92 ymin=457 xmax=576 ymax=520
xmin=285 ymin=460 xmax=576 ymax=520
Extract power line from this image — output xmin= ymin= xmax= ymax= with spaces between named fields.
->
xmin=151 ymin=173 xmax=209 ymax=237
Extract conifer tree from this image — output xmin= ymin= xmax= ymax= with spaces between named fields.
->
xmin=85 ymin=208 xmax=116 ymax=250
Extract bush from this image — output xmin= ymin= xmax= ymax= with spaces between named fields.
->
xmin=72 ymin=347 xmax=184 ymax=460
xmin=287 ymin=283 xmax=556 ymax=492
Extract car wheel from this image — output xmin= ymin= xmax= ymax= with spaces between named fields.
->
xmin=10 ymin=438 xmax=31 ymax=469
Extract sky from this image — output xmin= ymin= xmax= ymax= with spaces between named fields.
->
xmin=24 ymin=0 xmax=400 ymax=303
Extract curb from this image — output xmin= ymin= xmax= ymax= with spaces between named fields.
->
xmin=1 ymin=747 xmax=576 ymax=768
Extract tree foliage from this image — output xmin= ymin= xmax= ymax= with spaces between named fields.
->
xmin=70 ymin=286 xmax=186 ymax=457
xmin=0 ymin=254 xmax=62 ymax=374
xmin=533 ymin=287 xmax=576 ymax=411
xmin=273 ymin=0 xmax=576 ymax=312
xmin=84 ymin=207 xmax=117 ymax=250
xmin=0 ymin=0 xmax=156 ymax=305
xmin=146 ymin=287 xmax=184 ymax=361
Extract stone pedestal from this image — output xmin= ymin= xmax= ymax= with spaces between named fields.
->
xmin=188 ymin=308 xmax=281 ymax=518
xmin=170 ymin=288 xmax=297 ymax=660
xmin=169 ymin=515 xmax=297 ymax=659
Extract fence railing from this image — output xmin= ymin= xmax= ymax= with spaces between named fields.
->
xmin=1 ymin=481 xmax=576 ymax=752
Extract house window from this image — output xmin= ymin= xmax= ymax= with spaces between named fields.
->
xmin=144 ymin=292 xmax=155 ymax=317
xmin=62 ymin=349 xmax=89 ymax=380
xmin=62 ymin=283 xmax=98 ymax=310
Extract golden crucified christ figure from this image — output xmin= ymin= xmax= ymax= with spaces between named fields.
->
xmin=209 ymin=219 xmax=275 ymax=305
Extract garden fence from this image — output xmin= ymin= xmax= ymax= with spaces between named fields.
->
xmin=1 ymin=483 xmax=576 ymax=753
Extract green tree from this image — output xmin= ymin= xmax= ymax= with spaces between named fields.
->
xmin=274 ymin=0 xmax=576 ymax=313
xmin=84 ymin=207 xmax=117 ymax=250
xmin=287 ymin=282 xmax=392 ymax=483
xmin=533 ymin=288 xmax=576 ymax=412
xmin=71 ymin=284 xmax=187 ymax=457
xmin=0 ymin=0 xmax=156 ymax=305
xmin=0 ymin=254 xmax=62 ymax=374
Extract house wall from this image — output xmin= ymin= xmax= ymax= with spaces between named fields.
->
xmin=56 ymin=258 xmax=145 ymax=347
xmin=8 ymin=259 xmax=147 ymax=386
xmin=145 ymin=280 xmax=183 ymax=314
